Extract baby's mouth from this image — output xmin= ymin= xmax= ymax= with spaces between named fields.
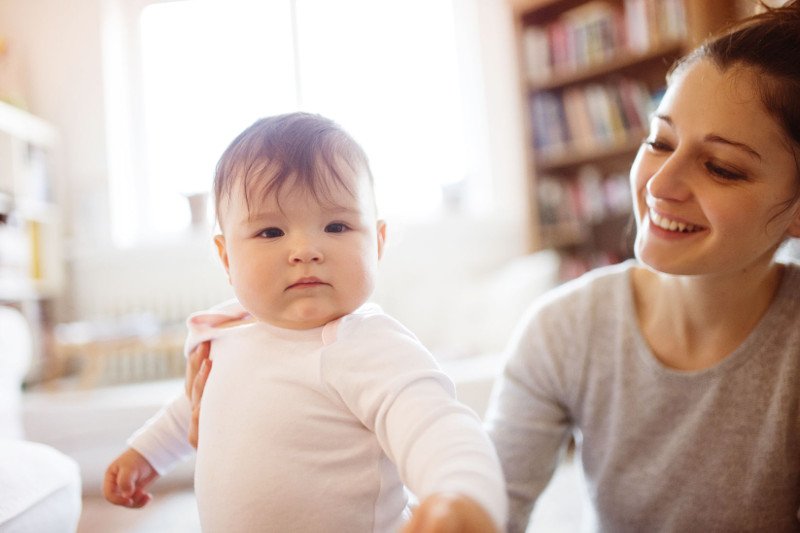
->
xmin=649 ymin=209 xmax=703 ymax=233
xmin=287 ymin=277 xmax=328 ymax=290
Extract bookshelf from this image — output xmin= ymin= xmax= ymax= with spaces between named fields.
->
xmin=0 ymin=100 xmax=62 ymax=301
xmin=510 ymin=0 xmax=746 ymax=279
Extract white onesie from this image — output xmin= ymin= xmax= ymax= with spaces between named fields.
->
xmin=128 ymin=301 xmax=507 ymax=532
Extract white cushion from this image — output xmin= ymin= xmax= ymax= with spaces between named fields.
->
xmin=0 ymin=439 xmax=81 ymax=532
xmin=0 ymin=306 xmax=32 ymax=439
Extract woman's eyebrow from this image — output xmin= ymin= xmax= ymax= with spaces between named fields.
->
xmin=654 ymin=113 xmax=672 ymax=125
xmin=703 ymin=134 xmax=762 ymax=161
xmin=654 ymin=113 xmax=762 ymax=161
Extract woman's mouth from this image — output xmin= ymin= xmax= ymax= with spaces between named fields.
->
xmin=649 ymin=209 xmax=703 ymax=233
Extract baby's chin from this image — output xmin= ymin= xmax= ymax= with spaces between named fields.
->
xmin=257 ymin=308 xmax=355 ymax=331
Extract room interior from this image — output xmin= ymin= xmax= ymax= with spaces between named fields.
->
xmin=1 ymin=0 xmax=787 ymax=531
xmin=0 ymin=1 xmax=574 ymax=530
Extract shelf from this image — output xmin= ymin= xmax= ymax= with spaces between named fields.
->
xmin=535 ymin=129 xmax=646 ymax=173
xmin=509 ymin=0 xmax=564 ymax=11
xmin=0 ymin=103 xmax=62 ymax=301
xmin=513 ymin=0 xmax=741 ymax=275
xmin=529 ymin=41 xmax=684 ymax=92
xmin=0 ymin=100 xmax=57 ymax=146
xmin=511 ymin=0 xmax=589 ymax=19
xmin=540 ymin=221 xmax=585 ymax=248
xmin=0 ymin=278 xmax=59 ymax=301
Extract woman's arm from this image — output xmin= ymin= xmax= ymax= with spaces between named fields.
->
xmin=185 ymin=341 xmax=211 ymax=448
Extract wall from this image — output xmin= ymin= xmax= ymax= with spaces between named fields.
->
xmin=0 ymin=0 xmax=537 ymax=357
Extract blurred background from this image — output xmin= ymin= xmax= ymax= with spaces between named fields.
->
xmin=1 ymin=0 xmax=536 ymax=390
xmin=1 ymin=1 xmax=792 ymax=532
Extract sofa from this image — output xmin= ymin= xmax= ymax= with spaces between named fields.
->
xmin=0 ymin=305 xmax=82 ymax=532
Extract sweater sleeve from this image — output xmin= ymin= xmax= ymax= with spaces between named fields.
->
xmin=484 ymin=296 xmax=577 ymax=533
xmin=321 ymin=312 xmax=508 ymax=530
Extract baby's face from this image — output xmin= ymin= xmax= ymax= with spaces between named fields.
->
xmin=215 ymin=171 xmax=386 ymax=329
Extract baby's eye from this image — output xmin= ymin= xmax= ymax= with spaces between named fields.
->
xmin=705 ymin=162 xmax=746 ymax=181
xmin=325 ymin=223 xmax=348 ymax=233
xmin=258 ymin=227 xmax=284 ymax=238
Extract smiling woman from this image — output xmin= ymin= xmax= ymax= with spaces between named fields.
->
xmin=631 ymin=60 xmax=800 ymax=276
xmin=486 ymin=2 xmax=800 ymax=532
xmin=105 ymin=0 xmax=478 ymax=246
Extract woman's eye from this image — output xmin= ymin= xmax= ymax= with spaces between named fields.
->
xmin=258 ymin=227 xmax=284 ymax=238
xmin=325 ymin=223 xmax=348 ymax=233
xmin=643 ymin=138 xmax=673 ymax=152
xmin=705 ymin=162 xmax=746 ymax=181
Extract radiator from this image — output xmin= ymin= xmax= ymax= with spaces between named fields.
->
xmin=58 ymin=239 xmax=234 ymax=386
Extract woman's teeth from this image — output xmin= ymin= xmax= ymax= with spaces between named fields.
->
xmin=650 ymin=210 xmax=699 ymax=233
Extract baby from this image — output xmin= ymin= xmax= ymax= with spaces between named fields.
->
xmin=103 ymin=112 xmax=507 ymax=532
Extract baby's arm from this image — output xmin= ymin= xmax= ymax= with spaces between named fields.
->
xmin=380 ymin=376 xmax=507 ymax=532
xmin=103 ymin=448 xmax=159 ymax=508
xmin=102 ymin=346 xmax=201 ymax=507
xmin=324 ymin=314 xmax=508 ymax=531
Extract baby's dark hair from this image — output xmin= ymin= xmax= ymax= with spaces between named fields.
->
xmin=213 ymin=112 xmax=375 ymax=220
xmin=671 ymin=0 xmax=800 ymax=149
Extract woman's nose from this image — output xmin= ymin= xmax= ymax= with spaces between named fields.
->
xmin=645 ymin=152 xmax=692 ymax=203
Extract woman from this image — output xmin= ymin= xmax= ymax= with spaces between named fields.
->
xmin=486 ymin=2 xmax=800 ymax=531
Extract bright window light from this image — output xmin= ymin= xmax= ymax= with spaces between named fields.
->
xmin=294 ymin=0 xmax=467 ymax=218
xmin=126 ymin=0 xmax=467 ymax=242
xmin=139 ymin=0 xmax=296 ymax=233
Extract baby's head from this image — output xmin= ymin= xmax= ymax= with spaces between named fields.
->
xmin=212 ymin=113 xmax=386 ymax=330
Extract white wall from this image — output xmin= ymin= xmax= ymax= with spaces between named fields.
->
xmin=0 ymin=0 xmax=541 ymax=356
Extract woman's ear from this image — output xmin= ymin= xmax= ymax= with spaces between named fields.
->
xmin=214 ymin=234 xmax=231 ymax=282
xmin=376 ymin=220 xmax=387 ymax=260
xmin=788 ymin=200 xmax=800 ymax=238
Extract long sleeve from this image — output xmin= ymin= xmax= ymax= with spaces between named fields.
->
xmin=484 ymin=299 xmax=576 ymax=533
xmin=127 ymin=392 xmax=194 ymax=475
xmin=321 ymin=311 xmax=508 ymax=530
xmin=381 ymin=377 xmax=508 ymax=529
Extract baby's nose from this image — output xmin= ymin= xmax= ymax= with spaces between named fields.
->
xmin=289 ymin=240 xmax=323 ymax=263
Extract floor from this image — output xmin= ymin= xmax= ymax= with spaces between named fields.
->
xmin=78 ymin=490 xmax=199 ymax=533
xmin=76 ymin=458 xmax=586 ymax=533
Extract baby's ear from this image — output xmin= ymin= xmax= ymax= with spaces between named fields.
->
xmin=214 ymin=234 xmax=231 ymax=281
xmin=376 ymin=220 xmax=387 ymax=259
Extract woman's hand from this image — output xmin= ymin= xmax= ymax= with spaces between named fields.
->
xmin=185 ymin=341 xmax=211 ymax=449
xmin=402 ymin=493 xmax=498 ymax=533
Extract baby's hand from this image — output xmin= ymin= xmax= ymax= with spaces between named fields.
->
xmin=103 ymin=448 xmax=159 ymax=508
xmin=402 ymin=493 xmax=498 ymax=533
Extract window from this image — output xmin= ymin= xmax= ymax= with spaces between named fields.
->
xmin=107 ymin=0 xmax=479 ymax=245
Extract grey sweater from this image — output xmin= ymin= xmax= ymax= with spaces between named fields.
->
xmin=486 ymin=260 xmax=800 ymax=533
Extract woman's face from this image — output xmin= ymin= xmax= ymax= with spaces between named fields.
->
xmin=630 ymin=59 xmax=800 ymax=276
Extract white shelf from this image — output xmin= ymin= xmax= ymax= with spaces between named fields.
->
xmin=0 ymin=100 xmax=57 ymax=146
xmin=0 ymin=102 xmax=62 ymax=300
